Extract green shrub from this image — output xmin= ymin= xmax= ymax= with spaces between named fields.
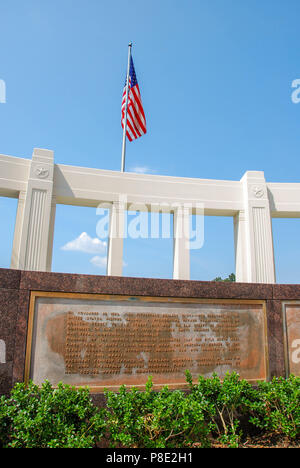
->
xmin=186 ymin=371 xmax=258 ymax=447
xmin=0 ymin=380 xmax=105 ymax=448
xmin=0 ymin=373 xmax=299 ymax=448
xmin=104 ymin=376 xmax=210 ymax=448
xmin=249 ymin=375 xmax=300 ymax=439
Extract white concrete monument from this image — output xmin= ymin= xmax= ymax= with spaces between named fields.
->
xmin=1 ymin=148 xmax=300 ymax=282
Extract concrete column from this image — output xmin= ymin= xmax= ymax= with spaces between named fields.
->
xmin=11 ymin=190 xmax=26 ymax=269
xmin=11 ymin=148 xmax=55 ymax=271
xmin=46 ymin=196 xmax=57 ymax=272
xmin=173 ymin=205 xmax=190 ymax=280
xmin=107 ymin=201 xmax=125 ymax=276
xmin=233 ymin=210 xmax=248 ymax=282
xmin=235 ymin=171 xmax=276 ymax=283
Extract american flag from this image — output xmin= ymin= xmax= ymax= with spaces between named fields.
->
xmin=121 ymin=56 xmax=146 ymax=141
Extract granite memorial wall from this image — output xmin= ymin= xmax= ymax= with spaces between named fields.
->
xmin=0 ymin=268 xmax=299 ymax=397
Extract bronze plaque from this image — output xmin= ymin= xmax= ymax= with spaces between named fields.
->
xmin=25 ymin=293 xmax=268 ymax=391
xmin=284 ymin=304 xmax=300 ymax=376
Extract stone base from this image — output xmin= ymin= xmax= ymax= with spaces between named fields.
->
xmin=0 ymin=268 xmax=299 ymax=396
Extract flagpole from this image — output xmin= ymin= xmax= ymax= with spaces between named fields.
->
xmin=121 ymin=42 xmax=132 ymax=172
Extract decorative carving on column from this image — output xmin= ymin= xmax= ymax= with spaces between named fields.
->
xmin=240 ymin=172 xmax=276 ymax=284
xmin=15 ymin=148 xmax=55 ymax=272
xmin=34 ymin=167 xmax=50 ymax=179
xmin=252 ymin=207 xmax=275 ymax=283
xmin=24 ymin=189 xmax=47 ymax=270
xmin=252 ymin=186 xmax=265 ymax=199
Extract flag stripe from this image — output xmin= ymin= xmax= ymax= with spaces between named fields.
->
xmin=128 ymin=98 xmax=146 ymax=135
xmin=122 ymin=108 xmax=139 ymax=140
xmin=129 ymin=91 xmax=146 ymax=133
xmin=131 ymin=85 xmax=146 ymax=121
xmin=126 ymin=114 xmax=139 ymax=140
xmin=124 ymin=93 xmax=145 ymax=137
xmin=121 ymin=57 xmax=146 ymax=141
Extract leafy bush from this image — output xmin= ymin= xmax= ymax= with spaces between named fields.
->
xmin=0 ymin=374 xmax=299 ymax=448
xmin=213 ymin=273 xmax=236 ymax=282
xmin=0 ymin=381 xmax=105 ymax=448
xmin=186 ymin=371 xmax=258 ymax=447
xmin=249 ymin=375 xmax=300 ymax=439
xmin=104 ymin=376 xmax=210 ymax=448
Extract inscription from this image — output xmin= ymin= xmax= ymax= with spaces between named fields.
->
xmin=28 ymin=296 xmax=267 ymax=389
xmin=63 ymin=311 xmax=242 ymax=376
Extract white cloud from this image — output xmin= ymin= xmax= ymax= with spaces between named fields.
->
xmin=90 ymin=256 xmax=127 ymax=270
xmin=130 ymin=166 xmax=153 ymax=174
xmin=61 ymin=232 xmax=107 ymax=254
xmin=90 ymin=255 xmax=107 ymax=269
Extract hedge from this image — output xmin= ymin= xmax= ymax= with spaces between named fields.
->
xmin=0 ymin=372 xmax=299 ymax=448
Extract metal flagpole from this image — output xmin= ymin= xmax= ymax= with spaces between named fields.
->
xmin=121 ymin=42 xmax=132 ymax=172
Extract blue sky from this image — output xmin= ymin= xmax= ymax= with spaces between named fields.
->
xmin=1 ymin=0 xmax=300 ymax=282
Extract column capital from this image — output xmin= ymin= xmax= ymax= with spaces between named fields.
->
xmin=240 ymin=171 xmax=266 ymax=182
xmin=112 ymin=200 xmax=126 ymax=212
xmin=32 ymin=148 xmax=54 ymax=163
xmin=241 ymin=171 xmax=268 ymax=203
xmin=30 ymin=148 xmax=54 ymax=183
xmin=173 ymin=203 xmax=192 ymax=217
